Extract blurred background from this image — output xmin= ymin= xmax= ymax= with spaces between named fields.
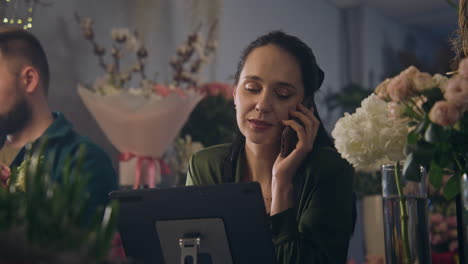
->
xmin=0 ymin=0 xmax=460 ymax=263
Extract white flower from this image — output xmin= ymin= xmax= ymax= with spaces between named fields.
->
xmin=332 ymin=94 xmax=407 ymax=171
xmin=126 ymin=36 xmax=141 ymax=52
xmin=111 ymin=28 xmax=130 ymax=42
xmin=413 ymin=72 xmax=437 ymax=92
xmin=433 ymin=73 xmax=449 ymax=92
xmin=93 ymin=75 xmax=120 ymax=96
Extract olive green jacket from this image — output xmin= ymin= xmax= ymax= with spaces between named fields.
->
xmin=186 ymin=144 xmax=354 ymax=264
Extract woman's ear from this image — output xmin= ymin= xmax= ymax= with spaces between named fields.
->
xmin=20 ymin=66 xmax=40 ymax=94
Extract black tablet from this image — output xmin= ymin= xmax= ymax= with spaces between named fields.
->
xmin=109 ymin=182 xmax=276 ymax=264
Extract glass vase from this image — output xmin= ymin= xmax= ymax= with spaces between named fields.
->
xmin=381 ymin=163 xmax=430 ymax=264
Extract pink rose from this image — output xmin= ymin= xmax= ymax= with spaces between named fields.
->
xmin=0 ymin=164 xmax=10 ymax=188
xmin=387 ymin=73 xmax=414 ymax=102
xmin=401 ymin=65 xmax=420 ymax=77
xmin=431 ymin=234 xmax=443 ymax=245
xmin=458 ymin=57 xmax=468 ymax=78
xmin=430 ymin=213 xmax=444 ymax=225
xmin=413 ymin=72 xmax=436 ymax=92
xmin=447 ymin=216 xmax=457 ymax=227
xmin=444 ymin=75 xmax=468 ymax=109
xmin=449 ymin=241 xmax=459 ymax=252
xmin=429 ymin=101 xmax=461 ymax=127
xmin=375 ymin=78 xmax=391 ymax=100
xmin=173 ymin=86 xmax=186 ymax=97
xmin=153 ymin=84 xmax=170 ymax=97
xmin=200 ymin=82 xmax=234 ymax=100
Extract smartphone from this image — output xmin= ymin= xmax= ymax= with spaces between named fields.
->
xmin=280 ymin=97 xmax=314 ymax=158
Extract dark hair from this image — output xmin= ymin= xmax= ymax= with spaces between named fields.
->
xmin=0 ymin=26 xmax=50 ymax=94
xmin=233 ymin=30 xmax=334 ymax=150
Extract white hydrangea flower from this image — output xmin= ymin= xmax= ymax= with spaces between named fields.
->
xmin=332 ymin=94 xmax=407 ymax=171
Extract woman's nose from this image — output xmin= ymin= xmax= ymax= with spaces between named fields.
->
xmin=255 ymin=92 xmax=273 ymax=113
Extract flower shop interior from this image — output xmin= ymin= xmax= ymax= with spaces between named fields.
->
xmin=0 ymin=0 xmax=467 ymax=263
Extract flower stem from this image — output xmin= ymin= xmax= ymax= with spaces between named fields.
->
xmin=394 ymin=161 xmax=412 ymax=263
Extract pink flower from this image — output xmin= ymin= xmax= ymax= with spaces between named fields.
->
xmin=444 ymin=75 xmax=468 ymax=109
xmin=0 ymin=164 xmax=10 ymax=188
xmin=153 ymin=84 xmax=170 ymax=97
xmin=199 ymin=82 xmax=234 ymax=100
xmin=447 ymin=215 xmax=457 ymax=228
xmin=172 ymin=86 xmax=186 ymax=97
xmin=375 ymin=78 xmax=391 ymax=100
xmin=401 ymin=65 xmax=420 ymax=77
xmin=430 ymin=213 xmax=444 ymax=225
xmin=449 ymin=241 xmax=459 ymax=252
xmin=458 ymin=57 xmax=468 ymax=78
xmin=108 ymin=232 xmax=127 ymax=260
xmin=431 ymin=234 xmax=443 ymax=245
xmin=413 ymin=72 xmax=437 ymax=92
xmin=387 ymin=73 xmax=414 ymax=102
xmin=429 ymin=101 xmax=462 ymax=127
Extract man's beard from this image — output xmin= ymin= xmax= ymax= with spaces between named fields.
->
xmin=0 ymin=96 xmax=31 ymax=137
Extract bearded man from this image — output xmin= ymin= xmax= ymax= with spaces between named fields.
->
xmin=0 ymin=26 xmax=118 ymax=214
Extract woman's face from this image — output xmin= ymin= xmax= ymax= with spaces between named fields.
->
xmin=234 ymin=44 xmax=305 ymax=146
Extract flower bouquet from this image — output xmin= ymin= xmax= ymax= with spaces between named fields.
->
xmin=332 ymin=62 xmax=468 ymax=263
xmin=75 ymin=15 xmax=217 ymax=188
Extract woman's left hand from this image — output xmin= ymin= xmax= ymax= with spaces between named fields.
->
xmin=270 ymin=104 xmax=319 ymax=215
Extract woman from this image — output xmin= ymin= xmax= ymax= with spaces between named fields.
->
xmin=186 ymin=31 xmax=355 ymax=263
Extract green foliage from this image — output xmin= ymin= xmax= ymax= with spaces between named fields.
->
xmin=401 ymin=88 xmax=468 ymax=200
xmin=181 ymin=94 xmax=236 ymax=147
xmin=0 ymin=140 xmax=120 ymax=263
xmin=324 ymin=83 xmax=372 ymax=114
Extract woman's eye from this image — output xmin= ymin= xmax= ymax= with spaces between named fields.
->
xmin=244 ymin=82 xmax=260 ymax=92
xmin=275 ymin=88 xmax=291 ymax=99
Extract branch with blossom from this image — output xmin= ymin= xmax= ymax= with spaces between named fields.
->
xmin=75 ymin=13 xmax=217 ymax=96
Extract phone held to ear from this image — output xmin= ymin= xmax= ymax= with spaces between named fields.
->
xmin=280 ymin=97 xmax=314 ymax=158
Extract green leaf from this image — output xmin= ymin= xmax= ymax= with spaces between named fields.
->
xmin=407 ymin=131 xmax=419 ymax=145
xmin=415 ymin=117 xmax=428 ymax=135
xmin=410 ymin=141 xmax=434 ymax=165
xmin=443 ymin=174 xmax=461 ymax=200
xmin=403 ymin=153 xmax=422 ymax=182
xmin=428 ymin=161 xmax=443 ymax=189
xmin=424 ymin=123 xmax=443 ymax=143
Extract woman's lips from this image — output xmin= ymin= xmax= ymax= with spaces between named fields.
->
xmin=248 ymin=119 xmax=273 ymax=130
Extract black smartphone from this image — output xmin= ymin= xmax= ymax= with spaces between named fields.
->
xmin=280 ymin=97 xmax=314 ymax=158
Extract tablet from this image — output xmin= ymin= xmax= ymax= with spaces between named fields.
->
xmin=109 ymin=182 xmax=276 ymax=264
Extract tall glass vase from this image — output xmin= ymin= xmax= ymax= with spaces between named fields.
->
xmin=381 ymin=163 xmax=430 ymax=264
